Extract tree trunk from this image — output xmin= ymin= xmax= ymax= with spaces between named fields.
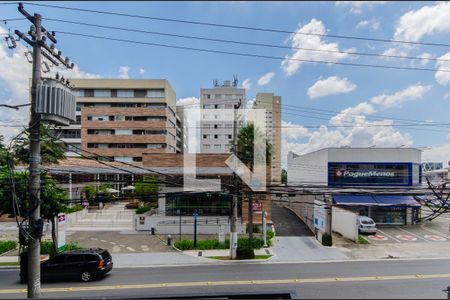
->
xmin=50 ymin=218 xmax=58 ymax=254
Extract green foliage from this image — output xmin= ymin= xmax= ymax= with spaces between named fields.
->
xmin=322 ymin=233 xmax=333 ymax=246
xmin=81 ymin=184 xmax=97 ymax=204
xmin=281 ymin=169 xmax=287 ymax=184
xmin=174 ymin=237 xmax=267 ymax=251
xmin=65 ymin=204 xmax=85 ymax=214
xmin=40 ymin=241 xmax=82 ymax=258
xmin=236 ymin=123 xmax=272 ymax=170
xmin=0 ymin=240 xmax=17 ymax=254
xmin=135 ymin=205 xmax=151 ymax=214
xmin=236 ymin=247 xmax=255 ymax=259
xmin=357 ymin=235 xmax=370 ymax=244
xmin=266 ymin=230 xmax=274 ymax=240
xmin=13 ymin=125 xmax=66 ymax=165
xmin=134 ymin=176 xmax=159 ymax=201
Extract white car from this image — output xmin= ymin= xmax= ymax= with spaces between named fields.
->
xmin=358 ymin=216 xmax=377 ymax=234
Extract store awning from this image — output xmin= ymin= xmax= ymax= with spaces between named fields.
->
xmin=333 ymin=195 xmax=420 ymax=207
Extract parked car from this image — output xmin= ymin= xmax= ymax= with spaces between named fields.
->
xmin=20 ymin=248 xmax=113 ymax=283
xmin=94 ymin=191 xmax=112 ymax=203
xmin=357 ymin=216 xmax=378 ymax=234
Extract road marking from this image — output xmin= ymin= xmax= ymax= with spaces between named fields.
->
xmin=424 ymin=235 xmax=447 ymax=242
xmin=119 ymin=244 xmax=125 ymax=248
xmin=109 ymin=242 xmax=116 ymax=245
xmin=397 ymin=228 xmax=428 ymax=242
xmin=377 ymin=230 xmax=401 ymax=243
xmin=90 ymin=238 xmax=98 ymax=241
xmin=367 ymin=235 xmax=388 ymax=241
xmin=101 ymin=240 xmax=107 ymax=243
xmin=126 ymin=247 xmax=135 ymax=252
xmin=395 ymin=235 xmax=417 ymax=242
xmin=420 ymin=225 xmax=449 ymax=238
xmin=2 ymin=273 xmax=450 ymax=294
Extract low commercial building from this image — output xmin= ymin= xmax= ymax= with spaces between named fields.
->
xmin=286 ymin=147 xmax=425 ymax=232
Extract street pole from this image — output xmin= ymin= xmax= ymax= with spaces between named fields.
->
xmin=248 ymin=191 xmax=253 ymax=240
xmin=27 ymin=12 xmax=42 ymax=299
xmin=193 ymin=209 xmax=198 ymax=249
xmin=262 ymin=210 xmax=267 ymax=247
xmin=230 ymin=100 xmax=241 ymax=259
xmin=178 ymin=209 xmax=181 ymax=240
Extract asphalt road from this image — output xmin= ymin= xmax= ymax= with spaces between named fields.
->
xmin=1 ymin=259 xmax=450 ymax=298
xmin=271 ymin=206 xmax=314 ymax=236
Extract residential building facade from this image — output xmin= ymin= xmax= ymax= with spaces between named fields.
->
xmin=200 ymin=79 xmax=245 ymax=153
xmin=60 ymin=79 xmax=181 ymax=163
xmin=253 ymin=92 xmax=282 ymax=183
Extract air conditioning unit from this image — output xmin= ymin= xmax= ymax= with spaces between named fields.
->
xmin=36 ymin=78 xmax=76 ymax=126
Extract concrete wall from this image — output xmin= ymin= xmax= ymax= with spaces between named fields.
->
xmin=286 ymin=194 xmax=316 ymax=233
xmin=331 ymin=206 xmax=359 ymax=241
xmin=288 ymin=150 xmax=328 ymax=185
xmin=65 ymin=207 xmax=88 ymax=229
xmin=135 ymin=215 xmax=246 ymax=234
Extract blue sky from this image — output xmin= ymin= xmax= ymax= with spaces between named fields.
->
xmin=1 ymin=1 xmax=450 ymax=164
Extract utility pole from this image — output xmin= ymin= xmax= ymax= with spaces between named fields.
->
xmin=15 ymin=3 xmax=74 ymax=298
xmin=248 ymin=191 xmax=253 ymax=240
xmin=230 ymin=100 xmax=242 ymax=259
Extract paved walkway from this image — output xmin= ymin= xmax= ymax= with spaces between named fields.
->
xmin=271 ymin=236 xmax=348 ymax=261
xmin=271 ymin=206 xmax=313 ymax=236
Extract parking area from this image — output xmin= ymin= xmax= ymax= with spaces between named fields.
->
xmin=364 ymin=222 xmax=450 ymax=244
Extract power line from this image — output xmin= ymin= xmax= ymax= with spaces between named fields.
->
xmin=54 ymin=31 xmax=450 ymax=73
xmin=23 ymin=2 xmax=450 ymax=48
xmin=42 ymin=17 xmax=450 ymax=63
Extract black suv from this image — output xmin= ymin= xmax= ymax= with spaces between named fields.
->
xmin=20 ymin=248 xmax=113 ymax=283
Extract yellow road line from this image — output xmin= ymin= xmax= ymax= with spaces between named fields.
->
xmin=1 ymin=273 xmax=450 ymax=294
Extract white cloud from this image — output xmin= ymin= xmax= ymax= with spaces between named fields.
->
xmin=176 ymin=97 xmax=200 ymax=108
xmin=335 ymin=1 xmax=387 ymax=14
xmin=282 ymin=120 xmax=310 ymax=142
xmin=418 ymin=52 xmax=432 ymax=66
xmin=139 ymin=68 xmax=145 ymax=75
xmin=394 ymin=2 xmax=450 ymax=42
xmin=444 ymin=92 xmax=450 ymax=100
xmin=370 ymin=83 xmax=432 ymax=108
xmin=382 ymin=47 xmax=408 ymax=60
xmin=246 ymin=98 xmax=256 ymax=110
xmin=307 ymin=76 xmax=356 ymax=99
xmin=435 ymin=52 xmax=450 ymax=86
xmin=118 ymin=66 xmax=130 ymax=79
xmin=356 ymin=18 xmax=380 ymax=31
xmin=281 ymin=19 xmax=354 ymax=76
xmin=242 ymin=78 xmax=251 ymax=90
xmin=447 ymin=133 xmax=450 ymax=141
xmin=330 ymin=101 xmax=376 ymax=128
xmin=422 ymin=145 xmax=450 ymax=165
xmin=257 ymin=72 xmax=275 ymax=86
xmin=0 ymin=26 xmax=100 ymax=140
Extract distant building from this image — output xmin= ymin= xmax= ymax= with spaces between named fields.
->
xmin=59 ymin=79 xmax=182 ymax=163
xmin=422 ymin=162 xmax=443 ymax=172
xmin=253 ymin=93 xmax=282 ymax=183
xmin=200 ymin=78 xmax=245 ymax=153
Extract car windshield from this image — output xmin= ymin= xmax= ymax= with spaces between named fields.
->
xmin=2 ymin=1 xmax=449 ymax=299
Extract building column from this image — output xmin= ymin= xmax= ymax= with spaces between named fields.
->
xmin=69 ymin=172 xmax=72 ymax=202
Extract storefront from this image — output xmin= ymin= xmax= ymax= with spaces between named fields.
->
xmin=332 ymin=195 xmax=421 ymax=225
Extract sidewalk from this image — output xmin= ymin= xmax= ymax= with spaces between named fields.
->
xmin=183 ymin=248 xmax=274 ymax=258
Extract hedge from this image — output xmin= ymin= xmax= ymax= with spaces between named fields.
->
xmin=0 ymin=240 xmax=17 ymax=254
xmin=40 ymin=241 xmax=82 ymax=258
xmin=174 ymin=236 xmax=269 ymax=251
xmin=65 ymin=204 xmax=85 ymax=214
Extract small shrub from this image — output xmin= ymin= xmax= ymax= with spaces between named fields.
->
xmin=135 ymin=205 xmax=151 ymax=214
xmin=266 ymin=230 xmax=274 ymax=240
xmin=238 ymin=237 xmax=263 ymax=249
xmin=236 ymin=247 xmax=255 ymax=259
xmin=64 ymin=204 xmax=84 ymax=214
xmin=40 ymin=241 xmax=82 ymax=258
xmin=357 ymin=236 xmax=369 ymax=244
xmin=322 ymin=233 xmax=333 ymax=246
xmin=0 ymin=240 xmax=17 ymax=254
xmin=174 ymin=239 xmax=194 ymax=251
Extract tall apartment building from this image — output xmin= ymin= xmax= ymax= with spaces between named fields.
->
xmin=59 ymin=79 xmax=181 ymax=163
xmin=200 ymin=79 xmax=245 ymax=153
xmin=253 ymin=93 xmax=282 ymax=183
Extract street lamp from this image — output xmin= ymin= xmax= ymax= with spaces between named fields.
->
xmin=177 ymin=209 xmax=181 ymax=241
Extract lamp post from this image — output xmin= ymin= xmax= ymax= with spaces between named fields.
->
xmin=193 ymin=209 xmax=198 ymax=249
xmin=177 ymin=209 xmax=181 ymax=240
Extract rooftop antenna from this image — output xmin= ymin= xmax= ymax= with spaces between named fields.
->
xmin=232 ymin=75 xmax=238 ymax=87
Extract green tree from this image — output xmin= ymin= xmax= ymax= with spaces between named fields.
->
xmin=13 ymin=124 xmax=66 ymax=165
xmin=281 ymin=169 xmax=287 ymax=185
xmin=236 ymin=123 xmax=272 ymax=171
xmin=81 ymin=184 xmax=97 ymax=204
xmin=134 ymin=176 xmax=159 ymax=202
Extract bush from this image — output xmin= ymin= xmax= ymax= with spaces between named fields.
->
xmin=40 ymin=241 xmax=82 ymax=258
xmin=135 ymin=205 xmax=151 ymax=214
xmin=266 ymin=230 xmax=274 ymax=240
xmin=357 ymin=236 xmax=369 ymax=244
xmin=64 ymin=204 xmax=84 ymax=214
xmin=0 ymin=240 xmax=17 ymax=254
xmin=236 ymin=247 xmax=255 ymax=259
xmin=174 ymin=239 xmax=194 ymax=251
xmin=174 ymin=237 xmax=267 ymax=251
xmin=322 ymin=233 xmax=333 ymax=246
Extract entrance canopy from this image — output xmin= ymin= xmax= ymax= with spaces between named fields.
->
xmin=333 ymin=195 xmax=420 ymax=207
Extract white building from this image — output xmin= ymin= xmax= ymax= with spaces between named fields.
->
xmin=288 ymin=147 xmax=422 ymax=187
xmin=200 ymin=79 xmax=245 ymax=153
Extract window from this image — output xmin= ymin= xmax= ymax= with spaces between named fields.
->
xmin=147 ymin=89 xmax=165 ymax=98
xmin=66 ymin=255 xmax=82 ymax=263
xmin=214 ymin=135 xmax=218 ymax=139
xmin=133 ymin=157 xmax=143 ymax=162
xmin=51 ymin=255 xmax=66 ymax=264
xmin=115 ymin=157 xmax=133 ymax=163
xmin=225 ymin=104 xmax=233 ymax=109
xmin=117 ymin=90 xmax=134 ymax=98
xmin=203 ymin=134 xmax=208 ymax=139
xmin=116 ymin=115 xmax=125 ymax=121
xmin=214 ymin=144 xmax=221 ymax=149
xmin=116 ymin=130 xmax=132 ymax=135
xmin=228 ymin=135 xmax=232 ymax=139
xmin=94 ymin=89 xmax=111 ymax=98
xmin=74 ymin=89 xmax=84 ymax=97
xmin=214 ymin=94 xmax=222 ymax=100
xmin=204 ymin=144 xmax=211 ymax=149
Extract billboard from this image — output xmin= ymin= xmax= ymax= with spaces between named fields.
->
xmin=328 ymin=162 xmax=418 ymax=186
xmin=57 ymin=213 xmax=66 ymax=250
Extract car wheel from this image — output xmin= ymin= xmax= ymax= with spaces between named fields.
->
xmin=80 ymin=271 xmax=92 ymax=282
